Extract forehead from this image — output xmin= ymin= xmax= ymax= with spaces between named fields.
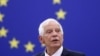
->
xmin=43 ymin=21 xmax=60 ymax=30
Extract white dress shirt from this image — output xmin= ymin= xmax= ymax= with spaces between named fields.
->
xmin=45 ymin=46 xmax=63 ymax=56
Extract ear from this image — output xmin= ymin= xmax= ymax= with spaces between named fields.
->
xmin=38 ymin=36 xmax=45 ymax=44
xmin=39 ymin=36 xmax=46 ymax=47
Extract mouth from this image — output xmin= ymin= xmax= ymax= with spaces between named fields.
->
xmin=52 ymin=39 xmax=59 ymax=42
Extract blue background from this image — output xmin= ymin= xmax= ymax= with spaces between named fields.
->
xmin=0 ymin=0 xmax=100 ymax=56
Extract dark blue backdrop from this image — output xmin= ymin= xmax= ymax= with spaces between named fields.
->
xmin=0 ymin=0 xmax=100 ymax=56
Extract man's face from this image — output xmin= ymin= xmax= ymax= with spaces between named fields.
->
xmin=39 ymin=21 xmax=63 ymax=48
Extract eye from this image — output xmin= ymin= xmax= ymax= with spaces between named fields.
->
xmin=56 ymin=29 xmax=61 ymax=33
xmin=46 ymin=30 xmax=52 ymax=34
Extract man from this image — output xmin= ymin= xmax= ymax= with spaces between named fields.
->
xmin=36 ymin=18 xmax=85 ymax=56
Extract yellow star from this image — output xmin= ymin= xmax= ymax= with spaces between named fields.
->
xmin=53 ymin=0 xmax=61 ymax=4
xmin=24 ymin=41 xmax=35 ymax=52
xmin=56 ymin=9 xmax=66 ymax=19
xmin=0 ymin=13 xmax=4 ymax=22
xmin=0 ymin=0 xmax=8 ymax=6
xmin=9 ymin=38 xmax=20 ymax=48
xmin=0 ymin=27 xmax=8 ymax=38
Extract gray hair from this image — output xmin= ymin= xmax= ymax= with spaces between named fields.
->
xmin=38 ymin=18 xmax=64 ymax=36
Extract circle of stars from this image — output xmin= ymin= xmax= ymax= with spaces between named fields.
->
xmin=0 ymin=0 xmax=67 ymax=55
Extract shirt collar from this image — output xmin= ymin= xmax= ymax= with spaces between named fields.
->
xmin=45 ymin=46 xmax=63 ymax=56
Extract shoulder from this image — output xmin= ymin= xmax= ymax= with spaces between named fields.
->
xmin=67 ymin=50 xmax=85 ymax=56
xmin=62 ymin=48 xmax=85 ymax=56
xmin=35 ymin=48 xmax=85 ymax=56
xmin=35 ymin=52 xmax=44 ymax=56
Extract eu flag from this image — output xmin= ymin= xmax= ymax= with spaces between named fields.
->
xmin=0 ymin=0 xmax=100 ymax=56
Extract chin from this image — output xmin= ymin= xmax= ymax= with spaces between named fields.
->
xmin=50 ymin=44 xmax=61 ymax=47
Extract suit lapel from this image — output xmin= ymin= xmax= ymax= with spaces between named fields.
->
xmin=61 ymin=48 xmax=69 ymax=56
xmin=41 ymin=52 xmax=45 ymax=56
xmin=40 ymin=48 xmax=69 ymax=56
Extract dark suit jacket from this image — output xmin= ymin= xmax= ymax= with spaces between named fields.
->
xmin=35 ymin=48 xmax=85 ymax=56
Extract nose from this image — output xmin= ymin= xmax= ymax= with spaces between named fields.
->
xmin=52 ymin=31 xmax=58 ymax=37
